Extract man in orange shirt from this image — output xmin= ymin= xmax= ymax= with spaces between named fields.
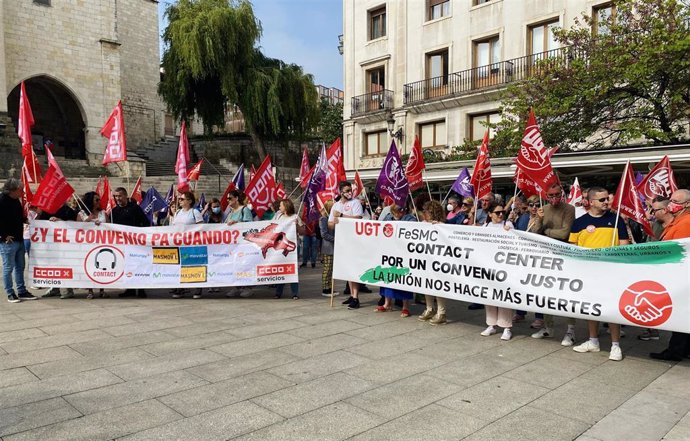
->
xmin=650 ymin=189 xmax=690 ymax=361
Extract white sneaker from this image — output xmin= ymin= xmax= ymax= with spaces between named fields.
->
xmin=500 ymin=328 xmax=512 ymax=341
xmin=480 ymin=326 xmax=496 ymax=336
xmin=573 ymin=340 xmax=600 ymax=353
xmin=239 ymin=289 xmax=253 ymax=298
xmin=561 ymin=332 xmax=576 ymax=346
xmin=322 ymin=291 xmax=339 ymax=297
xmin=531 ymin=328 xmax=553 ymax=339
xmin=609 ymin=346 xmax=623 ymax=361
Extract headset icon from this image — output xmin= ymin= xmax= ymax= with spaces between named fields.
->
xmin=95 ymin=249 xmax=117 ymax=270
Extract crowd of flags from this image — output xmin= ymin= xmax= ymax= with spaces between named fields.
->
xmin=13 ymin=81 xmax=680 ymax=237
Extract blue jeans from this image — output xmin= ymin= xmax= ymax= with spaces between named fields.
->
xmin=302 ymin=236 xmax=317 ymax=265
xmin=24 ymin=239 xmax=31 ymax=257
xmin=276 ymin=283 xmax=299 ymax=298
xmin=0 ymin=241 xmax=26 ymax=296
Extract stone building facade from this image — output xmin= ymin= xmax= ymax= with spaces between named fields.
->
xmin=0 ymin=0 xmax=164 ymax=172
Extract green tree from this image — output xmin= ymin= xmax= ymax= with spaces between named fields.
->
xmin=317 ymin=99 xmax=343 ymax=142
xmin=493 ymin=0 xmax=690 ymax=155
xmin=159 ymin=0 xmax=320 ymax=158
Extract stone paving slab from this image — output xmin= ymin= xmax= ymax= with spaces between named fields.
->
xmin=0 ymin=269 xmax=689 ymax=440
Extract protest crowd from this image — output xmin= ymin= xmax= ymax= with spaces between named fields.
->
xmin=2 ymin=87 xmax=689 ymax=366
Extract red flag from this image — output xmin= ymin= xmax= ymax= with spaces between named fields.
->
xmin=276 ymin=182 xmax=286 ymax=200
xmin=175 ymin=121 xmax=190 ymax=192
xmin=405 ymin=135 xmax=426 ymax=191
xmin=131 ymin=176 xmax=143 ymax=204
xmin=515 ymin=109 xmax=559 ymax=197
xmin=187 ymin=159 xmax=204 ymax=182
xmin=636 ymin=155 xmax=678 ymax=200
xmin=97 ymin=176 xmax=115 ymax=212
xmin=250 ymin=164 xmax=257 ymax=182
xmin=299 ymin=147 xmax=311 ymax=189
xmin=18 ymin=82 xmax=35 ymax=158
xmin=33 ymin=165 xmax=74 ymax=214
xmin=45 ymin=143 xmax=60 ymax=170
xmin=21 ymin=164 xmax=34 ymax=205
xmin=352 ymin=171 xmax=365 ymax=198
xmin=513 ymin=168 xmax=539 ymax=198
xmin=219 ymin=181 xmax=237 ymax=212
xmin=100 ymin=101 xmax=127 ymax=165
xmin=245 ymin=155 xmax=279 ymax=217
xmin=470 ymin=130 xmax=492 ymax=199
xmin=325 ymin=138 xmax=346 ymax=198
xmin=23 ymin=148 xmax=43 ymax=183
xmin=567 ymin=177 xmax=583 ymax=205
xmin=612 ymin=161 xmax=653 ymax=237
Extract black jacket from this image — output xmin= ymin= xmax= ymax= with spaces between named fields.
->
xmin=112 ymin=201 xmax=150 ymax=227
xmin=0 ymin=193 xmax=25 ymax=242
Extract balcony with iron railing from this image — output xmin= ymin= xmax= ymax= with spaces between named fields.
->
xmin=403 ymin=47 xmax=571 ymax=106
xmin=351 ymin=89 xmax=394 ymax=117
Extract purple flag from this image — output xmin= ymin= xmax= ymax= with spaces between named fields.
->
xmin=303 ymin=144 xmax=328 ymax=222
xmin=375 ymin=141 xmax=409 ymax=208
xmin=635 ymin=171 xmax=647 ymax=206
xmin=450 ymin=167 xmax=474 ymax=198
xmin=141 ymin=187 xmax=168 ymax=224
xmin=196 ymin=193 xmax=206 ymax=211
xmin=232 ymin=164 xmax=245 ymax=190
xmin=158 ymin=184 xmax=174 ymax=218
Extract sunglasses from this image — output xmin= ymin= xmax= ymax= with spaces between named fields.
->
xmin=528 ymin=203 xmax=541 ymax=207
xmin=492 ymin=210 xmax=505 ymax=215
xmin=590 ymin=197 xmax=608 ymax=203
xmin=462 ymin=202 xmax=472 ymax=207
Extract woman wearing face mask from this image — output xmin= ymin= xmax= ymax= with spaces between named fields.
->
xmin=481 ymin=201 xmax=514 ymax=340
xmin=376 ymin=204 xmax=416 ymax=317
xmin=202 ymin=198 xmax=224 ymax=224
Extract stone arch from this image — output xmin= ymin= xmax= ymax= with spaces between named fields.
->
xmin=7 ymin=75 xmax=87 ymax=159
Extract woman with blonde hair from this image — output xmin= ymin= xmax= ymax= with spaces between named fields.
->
xmin=274 ymin=198 xmax=305 ymax=299
xmin=418 ymin=200 xmax=450 ymax=325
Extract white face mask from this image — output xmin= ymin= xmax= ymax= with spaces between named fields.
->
xmin=446 ymin=204 xmax=454 ymax=212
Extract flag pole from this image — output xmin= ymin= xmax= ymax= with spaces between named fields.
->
xmin=473 ymin=176 xmax=482 ymax=225
xmin=287 ymin=183 xmax=302 ymax=199
xmin=612 ymin=161 xmax=629 ymax=247
xmin=441 ymin=187 xmax=453 ymax=205
xmin=511 ymin=168 xmax=520 ymax=210
xmin=126 ymin=161 xmax=131 ymax=195
xmin=424 ymin=172 xmax=433 ymax=201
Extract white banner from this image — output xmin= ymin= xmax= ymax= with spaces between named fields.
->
xmin=28 ymin=220 xmax=298 ymax=288
xmin=333 ymin=219 xmax=690 ymax=333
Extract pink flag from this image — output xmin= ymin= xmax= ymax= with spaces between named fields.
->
xmin=175 ymin=121 xmax=190 ymax=192
xmin=18 ymin=81 xmax=35 ymax=158
xmin=100 ymin=101 xmax=127 ymax=165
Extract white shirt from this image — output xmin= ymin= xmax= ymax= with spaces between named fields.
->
xmin=329 ymin=198 xmax=363 ymax=222
xmin=173 ymin=208 xmax=203 ymax=225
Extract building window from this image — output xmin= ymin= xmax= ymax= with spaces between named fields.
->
xmin=474 ymin=35 xmax=500 ymax=69
xmin=593 ymin=3 xmax=616 ymax=35
xmin=470 ymin=112 xmax=500 ymax=141
xmin=473 ymin=0 xmax=492 ymax=5
xmin=426 ymin=49 xmax=449 ymax=85
xmin=427 ymin=0 xmax=450 ymax=21
xmin=420 ymin=120 xmax=446 ymax=149
xmin=529 ymin=19 xmax=560 ymax=57
xmin=369 ymin=6 xmax=386 ymax=40
xmin=365 ymin=130 xmax=387 ymax=156
xmin=366 ymin=66 xmax=385 ymax=93
xmin=34 ymin=0 xmax=51 ymax=5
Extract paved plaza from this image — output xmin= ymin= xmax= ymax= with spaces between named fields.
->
xmin=0 ymin=267 xmax=688 ymax=441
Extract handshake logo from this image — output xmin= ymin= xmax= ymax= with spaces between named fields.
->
xmin=619 ymin=281 xmax=673 ymax=327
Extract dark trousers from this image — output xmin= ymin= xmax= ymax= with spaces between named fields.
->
xmin=667 ymin=332 xmax=690 ymax=358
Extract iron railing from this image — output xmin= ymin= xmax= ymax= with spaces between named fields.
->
xmin=351 ymin=89 xmax=394 ymax=117
xmin=403 ymin=47 xmax=571 ymax=105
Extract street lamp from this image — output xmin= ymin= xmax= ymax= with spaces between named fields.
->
xmin=387 ymin=114 xmax=403 ymax=143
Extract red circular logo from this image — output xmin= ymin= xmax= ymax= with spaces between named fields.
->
xmin=619 ymin=280 xmax=673 ymax=327
xmin=84 ymin=246 xmax=126 ymax=285
xmin=383 ymin=224 xmax=394 ymax=238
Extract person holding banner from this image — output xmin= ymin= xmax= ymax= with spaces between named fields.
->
xmin=274 ymin=199 xmax=305 ymax=300
xmin=202 ymin=198 xmax=225 ymax=224
xmin=570 ymin=187 xmax=629 ymax=361
xmin=319 ymin=199 xmax=336 ymax=297
xmin=446 ymin=196 xmax=473 ymax=225
xmin=474 ymin=193 xmax=494 ymax=226
xmin=0 ymin=179 xmax=36 ymax=303
xmin=481 ymin=202 xmax=514 ymax=340
xmin=377 ymin=204 xmax=416 ymax=317
xmin=225 ymin=190 xmax=255 ymax=297
xmin=329 ymin=181 xmax=364 ymax=310
xmin=650 ymin=189 xmax=690 ymax=361
xmin=171 ymin=191 xmax=204 ymax=299
xmin=112 ymin=187 xmax=150 ymax=298
xmin=78 ymin=191 xmax=107 ymax=299
xmin=40 ymin=202 xmax=79 ymax=299
xmin=418 ymin=200 xmax=450 ymax=325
